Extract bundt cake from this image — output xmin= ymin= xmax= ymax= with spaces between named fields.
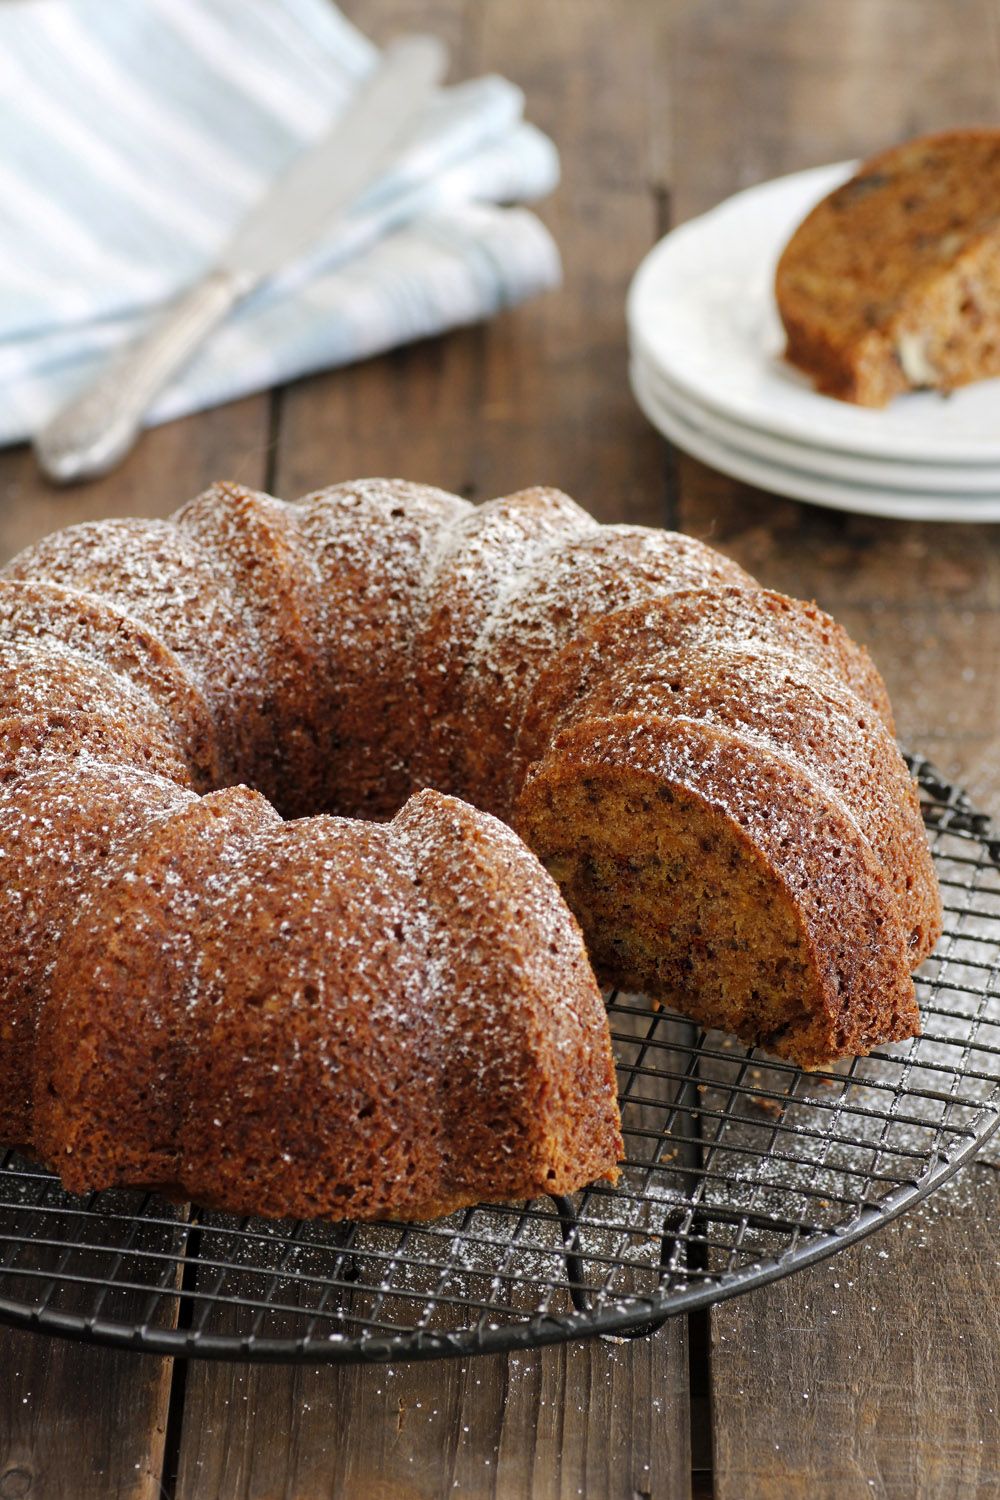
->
xmin=0 ymin=478 xmax=940 ymax=1217
xmin=776 ymin=128 xmax=1000 ymax=405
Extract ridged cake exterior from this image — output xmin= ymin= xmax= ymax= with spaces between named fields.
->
xmin=0 ymin=478 xmax=940 ymax=1213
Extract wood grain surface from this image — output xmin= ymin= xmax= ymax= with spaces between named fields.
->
xmin=709 ymin=1165 xmax=1000 ymax=1500
xmin=1 ymin=1 xmax=998 ymax=1496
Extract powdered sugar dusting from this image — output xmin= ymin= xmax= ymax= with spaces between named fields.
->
xmin=461 ymin=524 xmax=754 ymax=812
xmin=0 ymin=577 xmax=218 ymax=784
xmin=3 ymin=517 xmax=262 ymax=781
xmin=0 ymin=754 xmax=193 ymax=1142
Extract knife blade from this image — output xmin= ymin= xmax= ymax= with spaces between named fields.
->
xmin=34 ymin=34 xmax=448 ymax=484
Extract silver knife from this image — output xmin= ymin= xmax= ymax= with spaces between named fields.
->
xmin=34 ymin=34 xmax=448 ymax=484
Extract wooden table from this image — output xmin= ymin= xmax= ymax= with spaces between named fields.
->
xmin=2 ymin=2 xmax=999 ymax=1495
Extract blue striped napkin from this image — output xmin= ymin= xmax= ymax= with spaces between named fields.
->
xmin=0 ymin=0 xmax=561 ymax=446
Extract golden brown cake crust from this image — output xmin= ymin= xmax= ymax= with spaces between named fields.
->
xmin=0 ymin=636 xmax=187 ymax=772
xmin=409 ymin=487 xmax=596 ymax=799
xmin=293 ymin=479 xmax=470 ymax=818
xmin=3 ymin=516 xmax=266 ymax=784
xmin=0 ymin=711 xmax=192 ymax=789
xmin=175 ymin=482 xmax=330 ymax=815
xmin=33 ymin=788 xmax=279 ymax=1196
xmin=36 ymin=789 xmax=620 ymax=1219
xmin=0 ymin=579 xmax=219 ymax=788
xmin=519 ymin=643 xmax=938 ymax=962
xmin=0 ymin=756 xmax=191 ymax=1149
xmin=776 ymin=128 xmax=1000 ymax=405
xmin=459 ymin=525 xmax=755 ymax=816
xmin=519 ymin=586 xmax=896 ymax=753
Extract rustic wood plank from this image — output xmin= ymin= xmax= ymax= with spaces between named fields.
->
xmin=0 ymin=399 xmax=272 ymax=1497
xmin=0 ymin=1330 xmax=174 ymax=1500
xmin=665 ymin=2 xmax=1000 ymax=1493
xmin=668 ymin=0 xmax=1000 ymax=223
xmin=674 ymin=456 xmax=1000 ymax=614
xmin=0 ymin=1186 xmax=188 ymax=1500
xmin=176 ymin=1333 xmax=688 ymax=1500
xmin=710 ymin=1165 xmax=1000 ymax=1500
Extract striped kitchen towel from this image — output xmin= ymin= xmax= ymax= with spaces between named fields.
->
xmin=0 ymin=0 xmax=561 ymax=446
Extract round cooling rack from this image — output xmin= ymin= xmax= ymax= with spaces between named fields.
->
xmin=1 ymin=755 xmax=999 ymax=1364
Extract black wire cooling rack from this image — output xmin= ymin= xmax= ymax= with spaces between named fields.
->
xmin=1 ymin=755 xmax=998 ymax=1364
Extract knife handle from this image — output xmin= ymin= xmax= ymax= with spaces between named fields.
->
xmin=34 ymin=270 xmax=242 ymax=484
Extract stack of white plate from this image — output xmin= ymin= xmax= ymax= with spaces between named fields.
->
xmin=627 ymin=163 xmax=1000 ymax=523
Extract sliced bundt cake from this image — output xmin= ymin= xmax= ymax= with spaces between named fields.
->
xmin=0 ymin=479 xmax=940 ymax=1216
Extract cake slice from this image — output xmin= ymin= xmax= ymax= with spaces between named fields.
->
xmin=776 ymin=128 xmax=1000 ymax=406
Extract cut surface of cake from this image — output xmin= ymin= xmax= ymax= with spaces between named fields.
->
xmin=776 ymin=128 xmax=1000 ymax=405
xmin=515 ymin=715 xmax=919 ymax=1070
xmin=0 ymin=479 xmax=940 ymax=1216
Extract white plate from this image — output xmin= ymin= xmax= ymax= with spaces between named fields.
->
xmin=630 ymin=357 xmax=1000 ymax=523
xmin=634 ymin=349 xmax=1000 ymax=495
xmin=628 ymin=163 xmax=1000 ymax=466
